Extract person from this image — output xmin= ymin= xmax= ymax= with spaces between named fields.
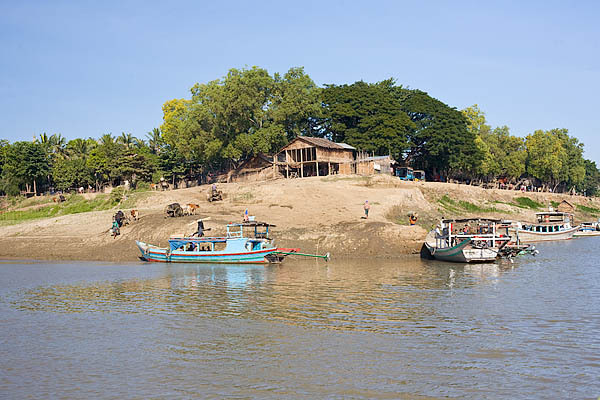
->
xmin=196 ymin=219 xmax=205 ymax=237
xmin=244 ymin=209 xmax=249 ymax=222
xmin=409 ymin=213 xmax=418 ymax=225
xmin=111 ymin=217 xmax=120 ymax=238
xmin=363 ymin=201 xmax=370 ymax=219
xmin=212 ymin=184 xmax=217 ymax=194
xmin=463 ymin=224 xmax=470 ymax=234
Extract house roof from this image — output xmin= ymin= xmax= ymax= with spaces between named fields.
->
xmin=281 ymin=136 xmax=355 ymax=151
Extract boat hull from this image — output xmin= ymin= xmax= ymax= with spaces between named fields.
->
xmin=508 ymin=226 xmax=578 ymax=242
xmin=573 ymin=230 xmax=600 ymax=237
xmin=425 ymin=237 xmax=498 ymax=263
xmin=136 ymin=241 xmax=277 ymax=264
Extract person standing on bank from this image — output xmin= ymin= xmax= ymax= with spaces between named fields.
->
xmin=196 ymin=219 xmax=205 ymax=237
xmin=364 ymin=200 xmax=370 ymax=219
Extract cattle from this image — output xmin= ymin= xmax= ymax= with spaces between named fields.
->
xmin=130 ymin=209 xmax=139 ymax=221
xmin=114 ymin=210 xmax=126 ymax=227
xmin=165 ymin=203 xmax=184 ymax=217
xmin=183 ymin=203 xmax=200 ymax=215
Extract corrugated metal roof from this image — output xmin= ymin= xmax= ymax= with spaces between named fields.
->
xmin=337 ymin=143 xmax=356 ymax=150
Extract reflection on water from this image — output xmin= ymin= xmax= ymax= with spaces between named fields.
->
xmin=12 ymin=258 xmax=520 ymax=334
xmin=2 ymin=240 xmax=600 ymax=399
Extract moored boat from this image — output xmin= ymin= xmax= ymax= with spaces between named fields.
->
xmin=507 ymin=212 xmax=579 ymax=242
xmin=137 ymin=222 xmax=297 ymax=264
xmin=574 ymin=221 xmax=600 ymax=237
xmin=424 ymin=218 xmax=511 ymax=263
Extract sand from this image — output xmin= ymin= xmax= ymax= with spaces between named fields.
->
xmin=1 ymin=175 xmax=597 ymax=262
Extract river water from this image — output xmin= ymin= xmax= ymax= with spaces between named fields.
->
xmin=1 ymin=239 xmax=599 ymax=399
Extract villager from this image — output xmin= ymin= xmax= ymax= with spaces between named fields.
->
xmin=409 ymin=213 xmax=418 ymax=225
xmin=364 ymin=201 xmax=370 ymax=219
xmin=196 ymin=219 xmax=205 ymax=237
xmin=111 ymin=218 xmax=120 ymax=238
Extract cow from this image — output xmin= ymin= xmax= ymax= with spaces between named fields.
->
xmin=185 ymin=203 xmax=200 ymax=215
xmin=130 ymin=209 xmax=139 ymax=221
xmin=165 ymin=203 xmax=183 ymax=217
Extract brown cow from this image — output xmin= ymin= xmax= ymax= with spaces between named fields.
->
xmin=185 ymin=203 xmax=200 ymax=215
xmin=130 ymin=209 xmax=139 ymax=221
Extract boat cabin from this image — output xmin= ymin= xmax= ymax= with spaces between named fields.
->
xmin=434 ymin=218 xmax=507 ymax=249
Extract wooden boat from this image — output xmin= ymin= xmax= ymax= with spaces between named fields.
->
xmin=507 ymin=212 xmax=579 ymax=242
xmin=424 ymin=218 xmax=511 ymax=263
xmin=574 ymin=221 xmax=600 ymax=237
xmin=136 ymin=222 xmax=297 ymax=264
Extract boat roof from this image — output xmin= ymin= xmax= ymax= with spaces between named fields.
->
xmin=442 ymin=217 xmax=502 ymax=223
xmin=535 ymin=211 xmax=571 ymax=216
xmin=227 ymin=221 xmax=276 ymax=227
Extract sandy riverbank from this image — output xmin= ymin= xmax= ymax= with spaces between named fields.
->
xmin=1 ymin=175 xmax=598 ymax=262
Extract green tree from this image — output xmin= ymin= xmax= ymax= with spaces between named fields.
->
xmin=52 ymin=157 xmax=95 ymax=191
xmin=577 ymin=159 xmax=600 ymax=196
xmin=1 ymin=141 xmax=49 ymax=194
xmin=320 ymin=79 xmax=414 ymax=159
xmin=400 ymin=90 xmax=482 ymax=177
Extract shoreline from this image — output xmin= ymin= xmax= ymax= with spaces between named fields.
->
xmin=1 ymin=175 xmax=598 ymax=263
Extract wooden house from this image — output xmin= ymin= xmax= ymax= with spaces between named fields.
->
xmin=557 ymin=200 xmax=575 ymax=214
xmin=275 ymin=137 xmax=356 ymax=178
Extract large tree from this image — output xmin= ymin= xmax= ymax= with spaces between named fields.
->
xmin=320 ymin=79 xmax=414 ymax=159
xmin=161 ymin=66 xmax=321 ymax=171
xmin=400 ymin=90 xmax=482 ymax=177
xmin=1 ymin=141 xmax=49 ymax=194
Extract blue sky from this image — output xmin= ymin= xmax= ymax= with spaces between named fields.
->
xmin=1 ymin=0 xmax=598 ymax=162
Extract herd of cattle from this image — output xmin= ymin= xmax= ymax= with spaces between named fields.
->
xmin=165 ymin=203 xmax=200 ymax=218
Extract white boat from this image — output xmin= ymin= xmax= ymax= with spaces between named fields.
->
xmin=507 ymin=212 xmax=579 ymax=242
xmin=574 ymin=221 xmax=600 ymax=237
xmin=424 ymin=218 xmax=511 ymax=263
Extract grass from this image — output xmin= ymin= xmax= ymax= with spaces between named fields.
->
xmin=512 ymin=196 xmax=543 ymax=210
xmin=438 ymin=194 xmax=500 ymax=214
xmin=0 ymin=194 xmax=114 ymax=226
xmin=577 ymin=204 xmax=600 ymax=216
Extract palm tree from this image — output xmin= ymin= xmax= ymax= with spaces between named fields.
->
xmin=100 ymin=133 xmax=115 ymax=146
xmin=49 ymin=134 xmax=66 ymax=155
xmin=66 ymin=138 xmax=89 ymax=158
xmin=117 ymin=132 xmax=136 ymax=149
xmin=146 ymin=128 xmax=163 ymax=154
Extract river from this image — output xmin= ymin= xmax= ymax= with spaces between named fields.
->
xmin=1 ymin=238 xmax=599 ymax=399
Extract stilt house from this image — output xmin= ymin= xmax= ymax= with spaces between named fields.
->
xmin=275 ymin=137 xmax=356 ymax=178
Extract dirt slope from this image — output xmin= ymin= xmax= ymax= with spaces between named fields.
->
xmin=1 ymin=175 xmax=598 ymax=262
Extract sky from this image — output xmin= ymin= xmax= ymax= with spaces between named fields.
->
xmin=1 ymin=0 xmax=599 ymax=162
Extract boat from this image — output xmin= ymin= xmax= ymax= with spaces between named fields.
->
xmin=574 ymin=221 xmax=600 ymax=237
xmin=136 ymin=221 xmax=298 ymax=264
xmin=424 ymin=218 xmax=511 ymax=263
xmin=507 ymin=212 xmax=579 ymax=242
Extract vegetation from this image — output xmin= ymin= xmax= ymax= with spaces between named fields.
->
xmin=1 ymin=67 xmax=599 ymax=199
xmin=512 ymin=197 xmax=543 ymax=210
xmin=438 ymin=195 xmax=500 ymax=214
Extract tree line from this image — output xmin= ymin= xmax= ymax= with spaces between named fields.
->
xmin=1 ymin=66 xmax=599 ymax=196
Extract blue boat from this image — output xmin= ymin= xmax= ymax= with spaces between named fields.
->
xmin=136 ymin=222 xmax=295 ymax=264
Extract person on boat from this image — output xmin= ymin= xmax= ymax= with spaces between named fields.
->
xmin=364 ymin=200 xmax=370 ymax=219
xmin=188 ymin=242 xmax=196 ymax=251
xmin=462 ymin=223 xmax=470 ymax=234
xmin=244 ymin=209 xmax=249 ymax=222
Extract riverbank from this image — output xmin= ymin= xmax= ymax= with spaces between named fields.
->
xmin=1 ymin=175 xmax=599 ymax=262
